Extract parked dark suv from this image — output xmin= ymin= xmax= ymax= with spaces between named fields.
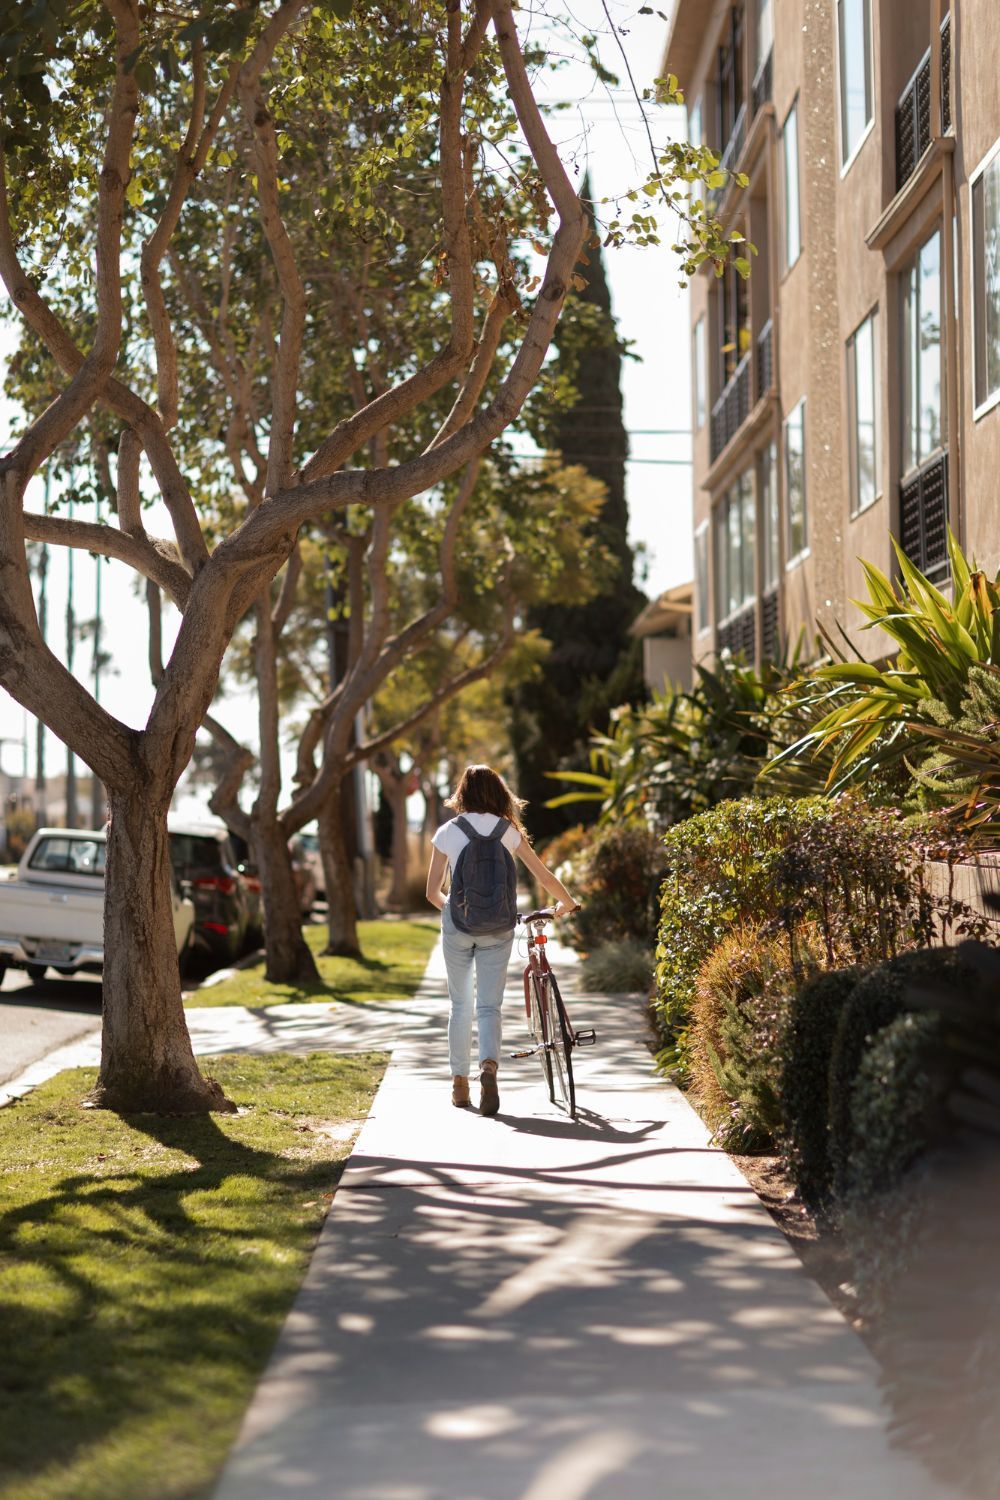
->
xmin=168 ymin=821 xmax=250 ymax=967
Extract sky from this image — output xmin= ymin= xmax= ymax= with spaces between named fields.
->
xmin=0 ymin=1 xmax=694 ymax=796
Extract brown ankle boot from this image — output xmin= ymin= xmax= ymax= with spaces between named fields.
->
xmin=479 ymin=1059 xmax=499 ymax=1117
xmin=451 ymin=1075 xmax=470 ymax=1108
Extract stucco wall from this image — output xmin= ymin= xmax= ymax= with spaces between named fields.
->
xmin=955 ymin=0 xmax=1000 ymax=571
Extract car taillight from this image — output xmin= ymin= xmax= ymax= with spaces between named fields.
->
xmin=194 ymin=875 xmax=236 ymax=895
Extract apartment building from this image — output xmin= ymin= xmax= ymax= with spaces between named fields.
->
xmin=663 ymin=0 xmax=1000 ymax=666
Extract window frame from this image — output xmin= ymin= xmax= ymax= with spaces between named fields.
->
xmin=693 ymin=314 xmax=707 ymax=429
xmin=781 ymin=98 xmax=802 ymax=273
xmin=759 ymin=440 xmax=781 ymax=590
xmin=846 ymin=307 xmax=881 ymax=516
xmin=783 ymin=398 xmax=808 ymax=567
xmin=755 ymin=0 xmax=773 ymax=77
xmin=836 ymin=0 xmax=875 ymax=176
xmin=899 ymin=227 xmax=945 ymax=479
xmin=971 ymin=134 xmax=1000 ymax=421
xmin=695 ymin=521 xmax=710 ymax=635
xmin=712 ymin=469 xmax=757 ymax=626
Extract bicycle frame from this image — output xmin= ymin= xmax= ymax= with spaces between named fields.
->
xmin=510 ymin=910 xmax=596 ymax=1116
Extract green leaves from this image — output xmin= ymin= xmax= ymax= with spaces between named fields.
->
xmin=769 ymin=529 xmax=1000 ymax=828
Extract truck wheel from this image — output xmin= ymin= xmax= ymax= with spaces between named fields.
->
xmin=0 ymin=961 xmax=7 ymax=989
xmin=26 ymin=964 xmax=47 ymax=984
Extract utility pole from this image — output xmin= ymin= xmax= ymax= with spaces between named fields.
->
xmin=65 ymin=492 xmax=77 ymax=829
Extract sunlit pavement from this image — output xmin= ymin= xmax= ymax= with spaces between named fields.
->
xmin=213 ymin=936 xmax=958 ymax=1500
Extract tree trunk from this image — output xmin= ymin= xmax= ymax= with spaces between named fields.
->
xmin=257 ymin=820 xmax=320 ymax=984
xmin=93 ymin=789 xmax=235 ymax=1114
xmin=319 ymin=791 xmax=361 ymax=958
xmin=387 ymin=781 xmax=410 ymax=910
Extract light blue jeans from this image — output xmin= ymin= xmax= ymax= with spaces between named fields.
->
xmin=441 ymin=902 xmax=515 ymax=1076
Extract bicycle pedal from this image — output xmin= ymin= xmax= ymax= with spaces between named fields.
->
xmin=507 ymin=1048 xmax=536 ymax=1059
xmin=574 ymin=1029 xmax=597 ymax=1047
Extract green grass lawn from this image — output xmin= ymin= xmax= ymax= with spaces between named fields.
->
xmin=0 ymin=1051 xmax=387 ymax=1500
xmin=188 ymin=916 xmax=438 ymax=1008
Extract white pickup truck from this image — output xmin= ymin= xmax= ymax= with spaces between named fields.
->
xmin=0 ymin=828 xmax=194 ymax=985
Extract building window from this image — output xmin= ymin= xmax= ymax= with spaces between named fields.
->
xmin=688 ymin=94 xmax=702 ymax=151
xmin=756 ymin=0 xmax=773 ymax=74
xmin=695 ymin=524 xmax=709 ymax=633
xmin=716 ymin=4 xmax=746 ymax=159
xmin=693 ymin=315 xmax=707 ymax=429
xmin=901 ymin=229 xmax=943 ymax=476
xmin=760 ymin=441 xmax=780 ymax=589
xmin=847 ymin=309 xmax=879 ymax=513
xmin=782 ymin=101 xmax=801 ymax=270
xmin=713 ymin=470 xmax=756 ymax=623
xmin=719 ymin=256 xmax=751 ymax=387
xmin=972 ymin=138 xmax=1000 ymax=416
xmin=837 ymin=0 xmax=873 ymax=167
xmin=784 ymin=399 xmax=807 ymax=562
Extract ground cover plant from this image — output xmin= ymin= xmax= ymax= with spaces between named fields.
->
xmin=0 ymin=1051 xmax=386 ymax=1500
xmin=188 ymin=918 xmax=438 ymax=1009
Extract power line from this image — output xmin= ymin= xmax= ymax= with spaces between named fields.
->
xmin=507 ymin=453 xmax=692 ymax=466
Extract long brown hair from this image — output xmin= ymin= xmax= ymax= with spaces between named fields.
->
xmin=445 ymin=764 xmax=529 ymax=841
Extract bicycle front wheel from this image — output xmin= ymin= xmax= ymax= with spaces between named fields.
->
xmin=547 ymin=974 xmax=577 ymax=1119
xmin=528 ymin=973 xmax=555 ymax=1101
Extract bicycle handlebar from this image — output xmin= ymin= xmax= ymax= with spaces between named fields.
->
xmin=517 ymin=903 xmax=581 ymax=924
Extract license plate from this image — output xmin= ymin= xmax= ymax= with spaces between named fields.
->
xmin=35 ymin=942 xmax=74 ymax=964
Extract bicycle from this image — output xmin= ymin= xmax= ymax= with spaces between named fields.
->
xmin=508 ymin=907 xmax=596 ymax=1120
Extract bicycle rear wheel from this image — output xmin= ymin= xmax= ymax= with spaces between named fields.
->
xmin=528 ymin=973 xmax=555 ymax=1100
xmin=547 ymin=974 xmax=577 ymax=1119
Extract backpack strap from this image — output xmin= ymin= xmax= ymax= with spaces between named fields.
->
xmin=454 ymin=815 xmax=509 ymax=841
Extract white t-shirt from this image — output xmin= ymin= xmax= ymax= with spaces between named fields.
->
xmin=432 ymin=812 xmax=521 ymax=873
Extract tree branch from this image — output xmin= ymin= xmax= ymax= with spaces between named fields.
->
xmin=271 ymin=541 xmax=302 ymax=636
xmin=2 ymin=2 xmax=140 ymax=481
xmin=296 ymin=0 xmax=484 ymax=486
xmin=0 ymin=149 xmax=210 ymax=576
xmin=238 ymin=0 xmax=309 ymax=497
xmin=116 ymin=426 xmax=143 ymax=536
xmin=22 ymin=510 xmax=192 ymax=608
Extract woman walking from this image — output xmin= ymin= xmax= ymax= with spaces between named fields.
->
xmin=425 ymin=764 xmax=579 ymax=1116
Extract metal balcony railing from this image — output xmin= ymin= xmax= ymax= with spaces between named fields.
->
xmin=710 ymin=347 xmax=752 ymax=462
xmin=716 ymin=601 xmax=757 ymax=660
xmin=899 ymin=450 xmax=949 ymax=584
xmin=895 ymin=14 xmax=952 ymax=193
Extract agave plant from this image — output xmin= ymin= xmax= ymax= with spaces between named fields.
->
xmin=545 ymin=645 xmax=812 ymax=831
xmin=766 ymin=530 xmax=1000 ymax=826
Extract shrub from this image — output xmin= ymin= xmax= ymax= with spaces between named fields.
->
xmin=579 ymin=937 xmax=654 ymax=995
xmin=826 ymin=948 xmax=970 ymax=1201
xmin=656 ymin=792 xmax=984 ymax=1080
xmin=780 ymin=967 xmax=866 ymax=1206
xmin=690 ymin=923 xmax=803 ymax=1152
xmin=538 ymin=823 xmax=592 ymax=894
xmin=838 ymin=1012 xmax=943 ymax=1318
xmin=570 ymin=823 xmax=667 ymax=952
xmin=655 ymin=796 xmax=812 ymax=1075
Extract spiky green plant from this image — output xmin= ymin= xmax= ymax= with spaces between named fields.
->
xmin=766 ymin=531 xmax=1000 ymax=826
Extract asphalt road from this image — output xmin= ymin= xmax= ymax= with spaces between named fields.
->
xmin=0 ymin=969 xmax=104 ymax=1087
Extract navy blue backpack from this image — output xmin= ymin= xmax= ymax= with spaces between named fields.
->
xmin=449 ymin=816 xmax=518 ymax=934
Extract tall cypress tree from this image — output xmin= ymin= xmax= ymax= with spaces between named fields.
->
xmin=510 ymin=187 xmax=646 ymax=842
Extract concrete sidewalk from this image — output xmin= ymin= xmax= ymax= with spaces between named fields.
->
xmin=214 ymin=937 xmax=955 ymax=1500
